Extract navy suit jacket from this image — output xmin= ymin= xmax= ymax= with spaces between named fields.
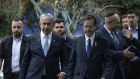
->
xmin=0 ymin=35 xmax=28 ymax=79
xmin=19 ymin=32 xmax=68 ymax=79
xmin=64 ymin=36 xmax=73 ymax=59
xmin=67 ymin=34 xmax=112 ymax=79
xmin=96 ymin=26 xmax=126 ymax=79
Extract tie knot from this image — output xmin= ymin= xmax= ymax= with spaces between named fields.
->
xmin=88 ymin=38 xmax=91 ymax=42
xmin=110 ymin=32 xmax=115 ymax=38
xmin=44 ymin=36 xmax=48 ymax=40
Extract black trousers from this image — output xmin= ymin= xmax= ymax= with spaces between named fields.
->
xmin=11 ymin=72 xmax=19 ymax=79
xmin=42 ymin=75 xmax=47 ymax=79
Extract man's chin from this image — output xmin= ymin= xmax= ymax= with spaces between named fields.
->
xmin=14 ymin=33 xmax=21 ymax=38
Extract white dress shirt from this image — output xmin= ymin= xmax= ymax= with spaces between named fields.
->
xmin=129 ymin=26 xmax=138 ymax=39
xmin=85 ymin=33 xmax=95 ymax=52
xmin=40 ymin=31 xmax=52 ymax=56
xmin=41 ymin=31 xmax=53 ymax=74
xmin=12 ymin=36 xmax=22 ymax=72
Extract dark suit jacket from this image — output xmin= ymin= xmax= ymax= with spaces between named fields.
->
xmin=96 ymin=26 xmax=126 ymax=79
xmin=124 ymin=25 xmax=140 ymax=79
xmin=130 ymin=38 xmax=140 ymax=49
xmin=67 ymin=34 xmax=112 ymax=79
xmin=19 ymin=32 xmax=68 ymax=79
xmin=0 ymin=35 xmax=28 ymax=79
xmin=64 ymin=36 xmax=73 ymax=59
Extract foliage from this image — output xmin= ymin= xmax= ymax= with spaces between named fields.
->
xmin=0 ymin=0 xmax=140 ymax=36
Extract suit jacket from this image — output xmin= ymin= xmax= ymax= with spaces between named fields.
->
xmin=67 ymin=34 xmax=112 ymax=79
xmin=124 ymin=25 xmax=140 ymax=79
xmin=19 ymin=32 xmax=68 ymax=79
xmin=64 ymin=36 xmax=73 ymax=59
xmin=0 ymin=35 xmax=28 ymax=79
xmin=96 ymin=26 xmax=126 ymax=79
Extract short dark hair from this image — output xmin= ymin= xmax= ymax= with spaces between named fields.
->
xmin=83 ymin=15 xmax=97 ymax=25
xmin=54 ymin=19 xmax=64 ymax=24
xmin=122 ymin=15 xmax=127 ymax=19
xmin=126 ymin=10 xmax=138 ymax=16
xmin=13 ymin=17 xmax=22 ymax=22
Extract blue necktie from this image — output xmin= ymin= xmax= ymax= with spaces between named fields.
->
xmin=87 ymin=39 xmax=91 ymax=58
xmin=111 ymin=32 xmax=119 ymax=49
xmin=43 ymin=36 xmax=48 ymax=56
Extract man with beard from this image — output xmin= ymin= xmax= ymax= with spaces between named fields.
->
xmin=122 ymin=15 xmax=129 ymax=29
xmin=53 ymin=19 xmax=73 ymax=58
xmin=124 ymin=10 xmax=140 ymax=79
xmin=0 ymin=18 xmax=28 ymax=79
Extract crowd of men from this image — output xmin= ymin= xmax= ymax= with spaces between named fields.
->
xmin=0 ymin=10 xmax=140 ymax=79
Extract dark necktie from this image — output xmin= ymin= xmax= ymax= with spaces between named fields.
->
xmin=111 ymin=32 xmax=119 ymax=49
xmin=87 ymin=39 xmax=91 ymax=58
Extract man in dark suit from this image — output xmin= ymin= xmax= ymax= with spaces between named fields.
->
xmin=67 ymin=15 xmax=112 ymax=79
xmin=123 ymin=29 xmax=140 ymax=49
xmin=96 ymin=13 xmax=134 ymax=79
xmin=19 ymin=14 xmax=68 ymax=79
xmin=0 ymin=18 xmax=28 ymax=79
xmin=123 ymin=10 xmax=140 ymax=79
xmin=53 ymin=19 xmax=73 ymax=58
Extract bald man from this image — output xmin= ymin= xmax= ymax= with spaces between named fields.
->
xmin=96 ymin=13 xmax=134 ymax=79
xmin=19 ymin=14 xmax=68 ymax=79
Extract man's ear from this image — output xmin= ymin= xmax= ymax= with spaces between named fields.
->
xmin=39 ymin=21 xmax=41 ymax=28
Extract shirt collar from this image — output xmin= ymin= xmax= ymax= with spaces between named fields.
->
xmin=129 ymin=25 xmax=138 ymax=31
xmin=41 ymin=31 xmax=52 ymax=39
xmin=85 ymin=33 xmax=95 ymax=42
xmin=104 ymin=25 xmax=112 ymax=34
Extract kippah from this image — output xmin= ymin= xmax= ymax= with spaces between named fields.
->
xmin=105 ymin=13 xmax=115 ymax=17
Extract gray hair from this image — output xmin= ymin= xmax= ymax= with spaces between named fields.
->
xmin=40 ymin=13 xmax=54 ymax=21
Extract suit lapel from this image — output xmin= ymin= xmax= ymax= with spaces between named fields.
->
xmin=35 ymin=33 xmax=45 ymax=57
xmin=102 ymin=27 xmax=115 ymax=48
xmin=20 ymin=35 xmax=26 ymax=60
xmin=20 ymin=35 xmax=27 ymax=63
xmin=89 ymin=34 xmax=99 ymax=59
xmin=46 ymin=33 xmax=60 ymax=58
xmin=138 ymin=26 xmax=140 ymax=40
xmin=80 ymin=35 xmax=87 ymax=60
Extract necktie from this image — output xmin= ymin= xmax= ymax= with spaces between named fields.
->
xmin=111 ymin=32 xmax=119 ymax=49
xmin=87 ymin=38 xmax=91 ymax=58
xmin=43 ymin=36 xmax=48 ymax=56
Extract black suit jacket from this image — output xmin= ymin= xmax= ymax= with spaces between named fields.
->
xmin=64 ymin=36 xmax=73 ymax=59
xmin=96 ymin=26 xmax=126 ymax=79
xmin=67 ymin=34 xmax=112 ymax=79
xmin=0 ymin=35 xmax=28 ymax=79
xmin=19 ymin=32 xmax=68 ymax=79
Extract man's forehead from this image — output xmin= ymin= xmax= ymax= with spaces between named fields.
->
xmin=127 ymin=13 xmax=136 ymax=16
xmin=12 ymin=21 xmax=22 ymax=25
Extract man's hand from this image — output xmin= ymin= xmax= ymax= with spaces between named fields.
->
xmin=122 ymin=29 xmax=133 ymax=39
xmin=123 ymin=46 xmax=135 ymax=58
xmin=57 ymin=72 xmax=66 ymax=79
xmin=101 ymin=77 xmax=105 ymax=79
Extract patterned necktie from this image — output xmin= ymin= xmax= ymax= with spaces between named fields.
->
xmin=111 ymin=32 xmax=119 ymax=49
xmin=43 ymin=36 xmax=49 ymax=56
xmin=87 ymin=38 xmax=91 ymax=58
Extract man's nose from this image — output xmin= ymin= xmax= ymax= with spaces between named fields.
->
xmin=44 ymin=25 xmax=48 ymax=28
xmin=15 ymin=27 xmax=18 ymax=31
